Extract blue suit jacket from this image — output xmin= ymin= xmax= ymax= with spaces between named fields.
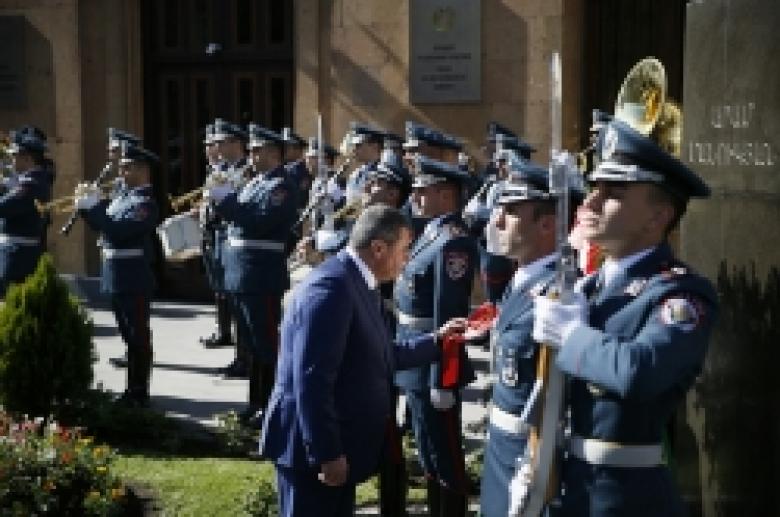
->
xmin=260 ymin=250 xmax=440 ymax=483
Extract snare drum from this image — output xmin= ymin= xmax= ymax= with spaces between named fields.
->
xmin=157 ymin=213 xmax=202 ymax=261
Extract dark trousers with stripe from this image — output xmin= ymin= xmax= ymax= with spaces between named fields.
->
xmin=233 ymin=293 xmax=281 ymax=412
xmin=111 ymin=293 xmax=152 ymax=396
xmin=406 ymin=389 xmax=468 ymax=516
xmin=405 ymin=389 xmax=467 ymax=486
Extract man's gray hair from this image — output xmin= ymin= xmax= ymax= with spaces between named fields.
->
xmin=348 ymin=205 xmax=412 ymax=250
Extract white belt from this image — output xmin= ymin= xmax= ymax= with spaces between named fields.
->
xmin=490 ymin=406 xmax=530 ymax=436
xmin=0 ymin=234 xmax=39 ymax=246
xmin=228 ymin=238 xmax=285 ymax=252
xmin=396 ymin=311 xmax=434 ymax=330
xmin=102 ymin=248 xmax=144 ymax=259
xmin=569 ymin=436 xmax=663 ymax=468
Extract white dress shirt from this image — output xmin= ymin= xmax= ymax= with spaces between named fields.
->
xmin=345 ymin=246 xmax=378 ymax=290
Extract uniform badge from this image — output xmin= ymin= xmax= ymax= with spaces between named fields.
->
xmin=269 ymin=188 xmax=287 ymax=206
xmin=660 ymin=297 xmax=701 ymax=332
xmin=445 ymin=251 xmax=468 ymax=280
xmin=624 ymin=278 xmax=648 ymax=297
xmin=602 ymin=125 xmax=618 ymax=161
xmin=501 ymin=363 xmax=518 ymax=387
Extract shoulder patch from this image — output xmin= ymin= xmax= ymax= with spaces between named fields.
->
xmin=444 ymin=250 xmax=469 ymax=280
xmin=659 ymin=297 xmax=702 ymax=332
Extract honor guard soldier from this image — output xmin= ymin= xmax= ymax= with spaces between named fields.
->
xmin=476 ymin=163 xmax=581 ymax=517
xmin=211 ymin=119 xmax=252 ymax=377
xmin=532 ymin=118 xmax=719 ymax=516
xmin=77 ymin=143 xmax=159 ymax=406
xmin=282 ymin=127 xmax=310 ymax=206
xmin=101 ymin=128 xmax=142 ymax=368
xmin=305 ymin=138 xmax=343 ymax=228
xmin=401 ymin=122 xmax=463 ymax=238
xmin=107 ymin=128 xmax=141 ymax=166
xmin=466 ymin=125 xmax=537 ymax=305
xmin=394 ymin=156 xmax=477 ymax=517
xmin=198 ymin=122 xmax=236 ymax=351
xmin=0 ymin=129 xmax=53 ymax=297
xmin=344 ymin=123 xmax=384 ymax=204
xmin=207 ymin=124 xmax=298 ymax=423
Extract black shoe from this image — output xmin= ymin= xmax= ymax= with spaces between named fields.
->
xmin=202 ymin=335 xmax=233 ymax=349
xmin=109 ymin=354 xmax=128 ymax=368
xmin=221 ymin=359 xmax=248 ymax=379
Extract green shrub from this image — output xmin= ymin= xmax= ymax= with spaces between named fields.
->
xmin=0 ymin=410 xmax=126 ymax=515
xmin=242 ymin=478 xmax=279 ymax=517
xmin=0 ymin=254 xmax=94 ymax=419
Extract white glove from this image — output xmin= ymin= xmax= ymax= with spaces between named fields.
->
xmin=75 ymin=193 xmax=100 ymax=210
xmin=204 ymin=184 xmax=235 ymax=203
xmin=532 ymin=292 xmax=587 ymax=347
xmin=430 ymin=388 xmax=456 ymax=410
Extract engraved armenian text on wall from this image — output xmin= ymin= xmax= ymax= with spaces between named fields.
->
xmin=688 ymin=102 xmax=775 ymax=167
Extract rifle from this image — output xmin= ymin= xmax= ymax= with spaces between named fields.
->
xmin=510 ymin=52 xmax=579 ymax=517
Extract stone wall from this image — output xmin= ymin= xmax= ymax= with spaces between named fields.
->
xmin=0 ymin=0 xmax=84 ymax=273
xmin=0 ymin=0 xmax=143 ymax=275
xmin=294 ymin=0 xmax=584 ymax=164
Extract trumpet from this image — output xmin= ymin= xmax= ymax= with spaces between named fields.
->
xmin=35 ymin=178 xmax=118 ymax=214
xmin=169 ymin=164 xmax=252 ymax=212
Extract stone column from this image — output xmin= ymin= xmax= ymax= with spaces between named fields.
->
xmin=680 ymin=1 xmax=780 ymax=515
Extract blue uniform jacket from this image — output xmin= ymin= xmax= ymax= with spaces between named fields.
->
xmin=0 ymin=168 xmax=52 ymax=290
xmin=81 ymin=185 xmax=158 ymax=295
xmin=260 ymin=251 xmax=441 ymax=483
xmin=557 ymin=243 xmax=718 ymax=444
xmin=491 ymin=260 xmax=557 ymax=415
xmin=285 ymin=159 xmax=311 ymax=202
xmin=215 ymin=166 xmax=298 ymax=294
xmin=394 ymin=213 xmax=477 ymax=391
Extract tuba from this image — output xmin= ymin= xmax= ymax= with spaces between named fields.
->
xmin=613 ymin=57 xmax=683 ymax=158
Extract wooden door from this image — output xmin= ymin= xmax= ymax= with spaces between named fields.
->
xmin=141 ymin=0 xmax=293 ymax=298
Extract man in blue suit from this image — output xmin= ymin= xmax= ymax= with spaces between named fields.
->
xmin=533 ymin=119 xmax=719 ymax=516
xmin=260 ymin=205 xmax=467 ymax=517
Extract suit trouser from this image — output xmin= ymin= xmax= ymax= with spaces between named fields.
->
xmin=275 ymin=465 xmax=355 ymax=517
xmin=378 ymin=392 xmax=407 ymax=516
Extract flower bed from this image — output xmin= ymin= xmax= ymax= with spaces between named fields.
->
xmin=0 ymin=411 xmax=126 ymax=515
